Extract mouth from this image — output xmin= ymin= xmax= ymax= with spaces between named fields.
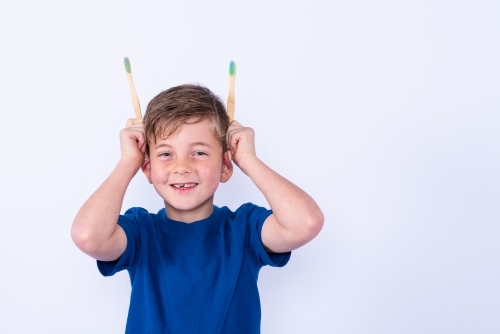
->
xmin=170 ymin=183 xmax=197 ymax=189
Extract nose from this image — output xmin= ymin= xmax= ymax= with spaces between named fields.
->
xmin=172 ymin=157 xmax=192 ymax=175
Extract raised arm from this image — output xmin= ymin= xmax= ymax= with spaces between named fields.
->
xmin=227 ymin=121 xmax=324 ymax=253
xmin=71 ymin=119 xmax=146 ymax=261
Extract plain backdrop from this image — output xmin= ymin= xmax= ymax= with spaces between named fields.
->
xmin=0 ymin=1 xmax=499 ymax=333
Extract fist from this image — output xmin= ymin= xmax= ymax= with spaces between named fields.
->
xmin=226 ymin=120 xmax=257 ymax=166
xmin=119 ymin=118 xmax=146 ymax=168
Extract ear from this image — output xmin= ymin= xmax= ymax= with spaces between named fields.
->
xmin=220 ymin=151 xmax=233 ymax=183
xmin=141 ymin=158 xmax=153 ymax=184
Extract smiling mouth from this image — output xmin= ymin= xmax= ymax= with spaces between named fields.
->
xmin=171 ymin=183 xmax=197 ymax=189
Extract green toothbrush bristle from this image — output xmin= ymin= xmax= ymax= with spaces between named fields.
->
xmin=124 ymin=57 xmax=131 ymax=73
xmin=229 ymin=61 xmax=236 ymax=77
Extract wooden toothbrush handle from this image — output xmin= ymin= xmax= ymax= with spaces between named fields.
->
xmin=127 ymin=73 xmax=142 ymax=122
xmin=227 ymin=76 xmax=236 ymax=160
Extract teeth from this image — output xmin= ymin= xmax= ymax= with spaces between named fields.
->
xmin=173 ymin=183 xmax=196 ymax=188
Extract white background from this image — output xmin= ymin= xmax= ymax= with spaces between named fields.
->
xmin=0 ymin=1 xmax=499 ymax=333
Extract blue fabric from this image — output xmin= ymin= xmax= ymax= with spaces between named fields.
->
xmin=97 ymin=203 xmax=291 ymax=334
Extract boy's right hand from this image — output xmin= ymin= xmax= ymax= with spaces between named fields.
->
xmin=119 ymin=118 xmax=146 ymax=169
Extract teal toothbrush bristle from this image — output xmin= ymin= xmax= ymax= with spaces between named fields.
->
xmin=124 ymin=57 xmax=131 ymax=73
xmin=229 ymin=61 xmax=236 ymax=77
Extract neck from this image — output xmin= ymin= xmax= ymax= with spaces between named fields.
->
xmin=163 ymin=197 xmax=214 ymax=223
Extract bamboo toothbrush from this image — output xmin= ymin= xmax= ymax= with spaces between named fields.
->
xmin=123 ymin=57 xmax=143 ymax=122
xmin=227 ymin=60 xmax=236 ymax=122
xmin=227 ymin=61 xmax=236 ymax=160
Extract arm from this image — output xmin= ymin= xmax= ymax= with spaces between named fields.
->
xmin=227 ymin=121 xmax=324 ymax=253
xmin=71 ymin=119 xmax=146 ymax=261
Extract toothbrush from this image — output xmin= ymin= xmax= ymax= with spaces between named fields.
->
xmin=227 ymin=60 xmax=236 ymax=122
xmin=123 ymin=57 xmax=142 ymax=122
xmin=227 ymin=61 xmax=236 ymax=160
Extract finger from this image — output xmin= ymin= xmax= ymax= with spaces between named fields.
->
xmin=228 ymin=129 xmax=242 ymax=156
xmin=226 ymin=123 xmax=241 ymax=144
xmin=136 ymin=132 xmax=146 ymax=150
xmin=131 ymin=129 xmax=145 ymax=141
xmin=228 ymin=120 xmax=242 ymax=134
xmin=126 ymin=118 xmax=138 ymax=127
xmin=138 ymin=139 xmax=146 ymax=153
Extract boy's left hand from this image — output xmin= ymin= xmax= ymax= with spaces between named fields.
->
xmin=227 ymin=120 xmax=258 ymax=171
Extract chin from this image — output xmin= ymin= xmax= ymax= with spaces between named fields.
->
xmin=166 ymin=199 xmax=211 ymax=211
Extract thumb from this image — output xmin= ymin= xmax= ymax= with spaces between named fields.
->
xmin=126 ymin=118 xmax=141 ymax=127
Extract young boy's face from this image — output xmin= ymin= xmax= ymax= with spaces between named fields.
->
xmin=142 ymin=118 xmax=233 ymax=223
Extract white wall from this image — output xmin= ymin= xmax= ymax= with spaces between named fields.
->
xmin=0 ymin=1 xmax=499 ymax=333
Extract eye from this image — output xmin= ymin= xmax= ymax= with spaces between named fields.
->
xmin=194 ymin=151 xmax=208 ymax=156
xmin=158 ymin=152 xmax=172 ymax=157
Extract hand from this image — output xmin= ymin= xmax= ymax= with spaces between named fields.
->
xmin=226 ymin=120 xmax=258 ymax=171
xmin=119 ymin=118 xmax=146 ymax=169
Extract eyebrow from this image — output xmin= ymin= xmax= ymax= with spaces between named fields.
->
xmin=191 ymin=141 xmax=213 ymax=148
xmin=154 ymin=143 xmax=173 ymax=149
xmin=154 ymin=142 xmax=213 ymax=149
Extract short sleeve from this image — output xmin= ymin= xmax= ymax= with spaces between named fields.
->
xmin=96 ymin=207 xmax=147 ymax=276
xmin=244 ymin=203 xmax=291 ymax=267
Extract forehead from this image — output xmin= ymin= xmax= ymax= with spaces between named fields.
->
xmin=153 ymin=118 xmax=221 ymax=148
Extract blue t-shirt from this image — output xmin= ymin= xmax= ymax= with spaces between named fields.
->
xmin=97 ymin=203 xmax=291 ymax=334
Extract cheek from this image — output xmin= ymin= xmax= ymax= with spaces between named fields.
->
xmin=150 ymin=166 xmax=167 ymax=182
xmin=201 ymin=164 xmax=222 ymax=185
xmin=203 ymin=170 xmax=218 ymax=184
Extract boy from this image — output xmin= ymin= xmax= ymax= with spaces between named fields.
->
xmin=71 ymin=84 xmax=323 ymax=333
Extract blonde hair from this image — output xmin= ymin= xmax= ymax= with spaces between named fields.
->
xmin=144 ymin=84 xmax=230 ymax=154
